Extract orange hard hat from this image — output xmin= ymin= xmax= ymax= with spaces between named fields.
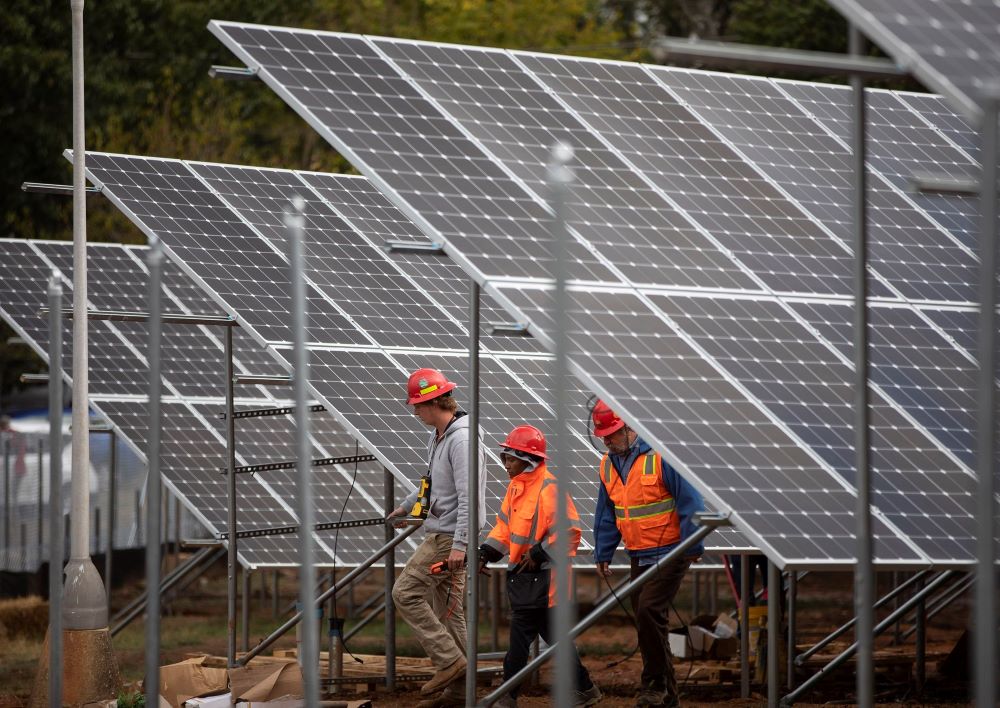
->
xmin=406 ymin=368 xmax=456 ymax=405
xmin=592 ymin=399 xmax=625 ymax=437
xmin=501 ymin=424 xmax=548 ymax=459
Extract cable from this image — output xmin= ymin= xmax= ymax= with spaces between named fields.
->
xmin=330 ymin=441 xmax=363 ymax=665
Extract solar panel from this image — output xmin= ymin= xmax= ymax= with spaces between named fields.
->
xmin=71 ymin=155 xmax=751 ymax=556
xmin=826 ymin=0 xmax=1000 ymax=120
xmin=0 ymin=239 xmax=399 ymax=567
xmin=208 ymin=21 xmax=999 ymax=567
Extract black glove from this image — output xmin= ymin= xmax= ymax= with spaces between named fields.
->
xmin=528 ymin=543 xmax=551 ymax=566
xmin=478 ymin=544 xmax=503 ymax=565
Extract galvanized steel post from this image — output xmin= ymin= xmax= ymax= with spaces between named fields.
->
xmin=144 ymin=237 xmax=164 ymax=708
xmin=383 ymin=469 xmax=396 ymax=691
xmin=466 ymin=279 xmax=480 ymax=706
xmin=48 ymin=271 xmax=64 ymax=707
xmin=224 ymin=324 xmax=237 ymax=666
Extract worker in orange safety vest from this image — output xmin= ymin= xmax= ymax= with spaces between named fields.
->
xmin=478 ymin=425 xmax=602 ymax=708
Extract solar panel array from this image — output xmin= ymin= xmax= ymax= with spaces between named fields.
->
xmin=43 ymin=156 xmax=753 ymax=563
xmin=208 ymin=21 xmax=1000 ymax=568
xmin=826 ymin=0 xmax=1000 ymax=120
xmin=0 ymin=239 xmax=396 ymax=568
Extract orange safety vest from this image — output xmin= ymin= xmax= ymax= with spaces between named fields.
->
xmin=484 ymin=463 xmax=581 ymax=607
xmin=600 ymin=452 xmax=680 ymax=551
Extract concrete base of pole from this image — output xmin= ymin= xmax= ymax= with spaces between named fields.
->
xmin=29 ymin=627 xmax=121 ymax=706
xmin=63 ymin=558 xmax=110 ymax=629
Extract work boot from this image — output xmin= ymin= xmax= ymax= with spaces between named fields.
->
xmin=574 ymin=683 xmax=603 ymax=707
xmin=421 ymin=656 xmax=467 ymax=695
xmin=634 ymin=681 xmax=668 ymax=706
xmin=416 ymin=680 xmax=466 ymax=708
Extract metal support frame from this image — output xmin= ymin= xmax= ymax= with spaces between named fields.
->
xmin=87 ymin=427 xmax=116 ymax=614
xmin=21 ymin=182 xmax=100 ymax=195
xmin=236 ymin=522 xmax=419 ymax=666
xmin=787 ymin=570 xmax=797 ymax=690
xmin=234 ymin=374 xmax=291 ymax=386
xmin=548 ymin=141 xmax=575 ymax=708
xmin=901 ymin=573 xmax=972 ymax=642
xmin=909 ymin=173 xmax=979 ymax=194
xmin=767 ymin=561 xmax=780 ymax=708
xmin=144 ymin=237 xmax=164 ymax=702
xmin=849 ymin=25 xmax=874 ymax=708
xmin=779 ymin=571 xmax=955 ymax=706
xmin=224 ymin=325 xmax=238 ymax=666
xmin=487 ymin=322 xmax=531 ymax=337
xmin=651 ymin=37 xmax=905 ymax=80
xmin=343 ymin=599 xmax=386 ymax=641
xmin=45 ymin=307 xmax=236 ymax=327
xmin=219 ymin=516 xmax=388 ymax=541
xmin=47 ymin=270 xmax=63 ymax=707
xmin=974 ymin=87 xmax=999 ymax=708
xmin=383 ymin=239 xmax=445 ymax=255
xmin=110 ymin=545 xmax=224 ymax=636
xmin=208 ymin=65 xmax=257 ymax=81
xmin=914 ymin=573 xmax=926 ymax=694
xmin=795 ymin=569 xmax=931 ymax=665
xmin=220 ymin=404 xmax=326 ymax=420
xmin=740 ymin=555 xmax=750 ymax=699
xmin=242 ymin=567 xmax=251 ymax=653
xmin=383 ymin=468 xmax=396 ymax=691
xmin=466 ymin=279 xmax=480 ymax=707
xmin=479 ymin=516 xmax=726 ymax=706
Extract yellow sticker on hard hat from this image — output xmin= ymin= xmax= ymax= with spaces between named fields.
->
xmin=419 ymin=384 xmax=439 ymax=395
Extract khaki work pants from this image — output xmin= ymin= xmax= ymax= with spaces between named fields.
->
xmin=392 ymin=533 xmax=467 ymax=669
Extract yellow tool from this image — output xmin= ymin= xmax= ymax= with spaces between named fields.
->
xmin=410 ymin=474 xmax=431 ymax=519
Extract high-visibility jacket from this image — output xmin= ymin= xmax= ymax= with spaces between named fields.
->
xmin=482 ymin=463 xmax=581 ymax=607
xmin=599 ymin=451 xmax=680 ymax=551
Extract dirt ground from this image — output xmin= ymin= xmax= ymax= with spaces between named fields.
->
xmin=0 ymin=556 xmax=976 ymax=706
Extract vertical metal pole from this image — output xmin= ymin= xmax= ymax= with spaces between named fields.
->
xmin=767 ymin=561 xmax=779 ymax=708
xmin=787 ymin=570 xmax=797 ymax=690
xmin=242 ymin=568 xmax=250 ymax=653
xmin=135 ymin=489 xmax=142 ymax=545
xmin=144 ymin=236 xmax=164 ymax=708
xmin=914 ymin=573 xmax=926 ymax=694
xmin=224 ymin=324 xmax=237 ymax=666
xmin=65 ymin=0 xmax=109 ymax=632
xmin=849 ymin=24 xmax=874 ymax=708
xmin=47 ymin=271 xmax=64 ymax=708
xmin=272 ymin=571 xmax=279 ymax=619
xmin=4 ymin=438 xmax=10 ymax=550
xmin=740 ymin=554 xmax=750 ymax=699
xmin=466 ymin=279 xmax=481 ymax=707
xmin=288 ymin=195 xmax=318 ymax=707
xmin=974 ymin=89 xmax=999 ymax=708
xmin=891 ymin=572 xmax=902 ymax=644
xmin=692 ymin=572 xmax=701 ymax=617
xmin=491 ymin=570 xmax=500 ymax=652
xmin=106 ymin=430 xmax=115 ymax=614
xmin=38 ymin=439 xmax=44 ymax=556
xmin=383 ymin=468 xmax=396 ymax=691
xmin=549 ymin=141 xmax=575 ymax=708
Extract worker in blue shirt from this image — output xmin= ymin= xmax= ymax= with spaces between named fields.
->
xmin=592 ymin=400 xmax=705 ymax=708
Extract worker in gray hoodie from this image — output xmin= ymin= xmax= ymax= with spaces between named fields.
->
xmin=387 ymin=367 xmax=487 ymax=705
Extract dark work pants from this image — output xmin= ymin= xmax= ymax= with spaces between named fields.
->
xmin=503 ymin=605 xmax=593 ymax=698
xmin=629 ymin=556 xmax=691 ymax=698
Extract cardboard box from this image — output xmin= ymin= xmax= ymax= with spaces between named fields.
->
xmin=228 ymin=661 xmax=303 ymax=702
xmin=184 ymin=693 xmax=232 ymax=708
xmin=158 ymin=656 xmax=229 ymax=708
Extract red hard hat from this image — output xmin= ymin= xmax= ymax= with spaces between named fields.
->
xmin=502 ymin=424 xmax=548 ymax=459
xmin=592 ymin=400 xmax=625 ymax=437
xmin=406 ymin=368 xmax=456 ymax=405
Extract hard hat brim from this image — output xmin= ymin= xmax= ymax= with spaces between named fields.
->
xmin=407 ymin=380 xmax=456 ymax=405
xmin=593 ymin=419 xmax=625 ymax=438
xmin=500 ymin=443 xmax=548 ymax=460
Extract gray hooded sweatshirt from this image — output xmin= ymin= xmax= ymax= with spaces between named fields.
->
xmin=401 ymin=412 xmax=487 ymax=552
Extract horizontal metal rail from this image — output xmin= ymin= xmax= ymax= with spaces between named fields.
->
xmin=479 ymin=514 xmax=727 ymax=706
xmin=224 ymin=454 xmax=378 ymax=475
xmin=653 ymin=37 xmax=906 ymax=79
xmin=219 ymin=516 xmax=388 ymax=540
xmin=40 ymin=307 xmax=236 ymax=326
xmin=22 ymin=182 xmax=100 ymax=195
xmin=208 ymin=65 xmax=257 ymax=80
xmin=237 ymin=521 xmax=421 ymax=666
xmin=795 ymin=569 xmax=933 ymax=665
xmin=384 ymin=239 xmax=445 ymax=254
xmin=221 ymin=403 xmax=327 ymax=420
xmin=234 ymin=374 xmax=291 ymax=386
xmin=780 ymin=571 xmax=955 ymax=706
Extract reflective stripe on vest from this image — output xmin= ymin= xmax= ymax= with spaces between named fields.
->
xmin=600 ymin=451 xmax=680 ymax=550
